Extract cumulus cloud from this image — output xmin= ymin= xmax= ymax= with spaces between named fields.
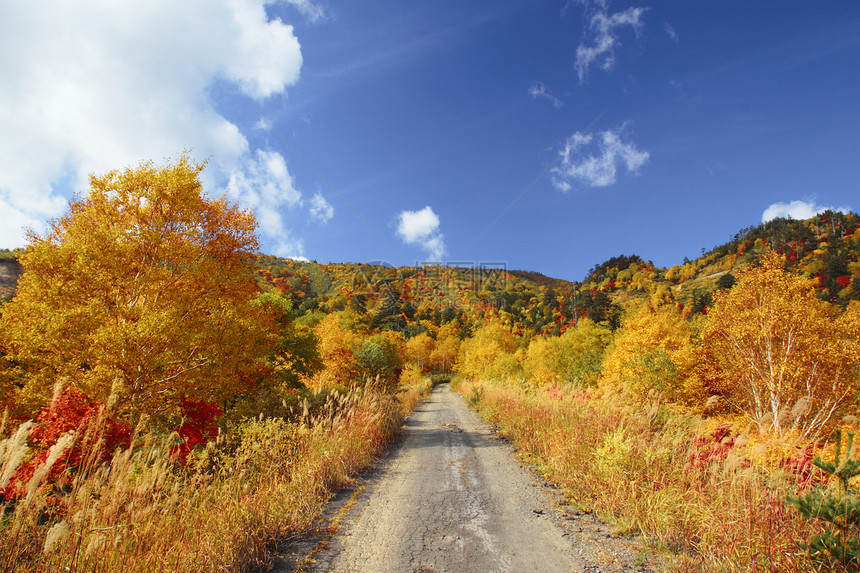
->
xmin=396 ymin=206 xmax=446 ymax=261
xmin=528 ymin=81 xmax=563 ymax=108
xmin=551 ymin=127 xmax=649 ymax=190
xmin=227 ymin=150 xmax=301 ymax=233
xmin=309 ymin=193 xmax=334 ymax=223
xmin=0 ymin=1 xmax=307 ymax=252
xmin=762 ymin=200 xmax=851 ymax=223
xmin=575 ymin=2 xmax=647 ymax=82
xmin=273 ymin=238 xmax=307 ymax=260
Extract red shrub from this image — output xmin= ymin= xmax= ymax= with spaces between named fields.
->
xmin=688 ymin=424 xmax=736 ymax=471
xmin=171 ymin=398 xmax=222 ymax=464
xmin=783 ymin=442 xmax=822 ymax=489
xmin=1 ymin=386 xmax=131 ymax=500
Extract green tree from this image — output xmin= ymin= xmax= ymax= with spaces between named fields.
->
xmin=356 ymin=333 xmax=403 ymax=387
xmin=715 ymin=272 xmax=736 ymax=291
xmin=788 ymin=430 xmax=860 ymax=570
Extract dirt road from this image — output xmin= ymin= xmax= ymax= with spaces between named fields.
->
xmin=282 ymin=383 xmax=651 ymax=573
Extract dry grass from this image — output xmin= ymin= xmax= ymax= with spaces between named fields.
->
xmin=0 ymin=377 xmax=431 ymax=573
xmin=453 ymin=377 xmax=824 ymax=572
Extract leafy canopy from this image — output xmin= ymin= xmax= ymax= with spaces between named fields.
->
xmin=1 ymin=154 xmax=273 ymax=423
xmin=705 ymin=251 xmax=858 ymax=439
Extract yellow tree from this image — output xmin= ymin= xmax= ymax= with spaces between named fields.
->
xmin=704 ymin=251 xmax=857 ymax=439
xmin=303 ymin=311 xmax=362 ymax=390
xmin=456 ymin=320 xmax=521 ymax=381
xmin=523 ymin=318 xmax=612 ymax=387
xmin=404 ymin=332 xmax=436 ymax=371
xmin=844 ymin=301 xmax=860 ymax=367
xmin=429 ymin=321 xmax=461 ymax=372
xmin=0 ymin=155 xmax=273 ymax=422
xmin=600 ymin=302 xmax=704 ymax=405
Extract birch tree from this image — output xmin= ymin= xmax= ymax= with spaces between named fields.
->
xmin=705 ymin=251 xmax=857 ymax=439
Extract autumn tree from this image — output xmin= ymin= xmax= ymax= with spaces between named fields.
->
xmin=704 ymin=251 xmax=858 ymax=439
xmin=429 ymin=321 xmax=461 ymax=372
xmin=224 ymin=289 xmax=323 ymax=419
xmin=0 ymin=155 xmax=274 ymax=423
xmin=523 ymin=318 xmax=612 ymax=387
xmin=600 ymin=302 xmax=723 ymax=404
xmin=404 ymin=332 xmax=435 ymax=371
xmin=456 ymin=320 xmax=522 ymax=381
xmin=302 ymin=311 xmax=363 ymax=390
xmin=355 ymin=332 xmax=403 ymax=387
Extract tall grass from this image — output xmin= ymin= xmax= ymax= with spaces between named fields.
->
xmin=0 ymin=377 xmax=431 ymax=572
xmin=453 ymin=377 xmax=823 ymax=572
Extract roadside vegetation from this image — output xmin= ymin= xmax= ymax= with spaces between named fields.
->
xmin=0 ymin=157 xmax=431 ymax=572
xmin=452 ymin=253 xmax=860 ymax=571
xmin=1 ymin=155 xmax=860 ymax=571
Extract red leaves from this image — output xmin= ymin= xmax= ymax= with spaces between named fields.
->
xmin=836 ymin=275 xmax=851 ymax=288
xmin=171 ymin=398 xmax=222 ymax=464
xmin=1 ymin=386 xmax=131 ymax=500
xmin=546 ymin=386 xmax=565 ymax=401
xmin=783 ymin=442 xmax=822 ymax=489
xmin=687 ymin=424 xmax=736 ymax=471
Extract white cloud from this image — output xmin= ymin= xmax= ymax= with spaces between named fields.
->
xmin=0 ymin=1 xmax=305 ymax=248
xmin=285 ymin=0 xmax=326 ymax=23
xmin=575 ymin=3 xmax=647 ymax=82
xmin=273 ymin=238 xmax=307 ymax=259
xmin=551 ymin=127 xmax=649 ymax=189
xmin=396 ymin=206 xmax=446 ymax=261
xmin=664 ymin=22 xmax=678 ymax=42
xmin=762 ymin=200 xmax=852 ymax=223
xmin=528 ymin=81 xmax=563 ymax=108
xmin=309 ymin=193 xmax=334 ymax=223
xmin=227 ymin=149 xmax=302 ymax=240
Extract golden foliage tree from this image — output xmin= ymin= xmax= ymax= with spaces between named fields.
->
xmin=599 ymin=302 xmax=703 ymax=404
xmin=303 ymin=311 xmax=362 ymax=390
xmin=404 ymin=332 xmax=435 ymax=370
xmin=429 ymin=321 xmax=461 ymax=372
xmin=704 ymin=251 xmax=858 ymax=439
xmin=0 ymin=155 xmax=272 ymax=422
xmin=523 ymin=318 xmax=612 ymax=387
xmin=456 ymin=320 xmax=521 ymax=381
xmin=844 ymin=301 xmax=860 ymax=366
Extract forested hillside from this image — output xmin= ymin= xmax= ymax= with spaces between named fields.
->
xmin=252 ymin=209 xmax=860 ymax=341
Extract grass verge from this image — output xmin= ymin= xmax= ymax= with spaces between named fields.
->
xmin=453 ymin=377 xmax=822 ymax=572
xmin=0 ymin=377 xmax=432 ymax=572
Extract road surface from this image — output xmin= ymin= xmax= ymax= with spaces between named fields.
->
xmin=302 ymin=382 xmax=586 ymax=572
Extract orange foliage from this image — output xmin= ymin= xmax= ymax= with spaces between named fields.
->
xmin=0 ymin=155 xmax=273 ymax=424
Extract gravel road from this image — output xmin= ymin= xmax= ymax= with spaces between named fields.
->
xmin=276 ymin=383 xmax=654 ymax=573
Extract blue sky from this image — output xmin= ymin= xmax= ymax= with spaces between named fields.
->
xmin=2 ymin=1 xmax=858 ymax=281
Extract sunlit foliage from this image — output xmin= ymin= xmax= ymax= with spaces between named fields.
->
xmin=522 ymin=318 xmax=612 ymax=387
xmin=0 ymin=155 xmax=273 ymax=424
xmin=705 ymin=251 xmax=859 ymax=439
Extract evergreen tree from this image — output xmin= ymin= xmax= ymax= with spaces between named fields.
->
xmin=788 ymin=430 xmax=860 ymax=571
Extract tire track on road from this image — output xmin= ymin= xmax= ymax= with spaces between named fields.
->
xmin=303 ymin=383 xmax=582 ymax=572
